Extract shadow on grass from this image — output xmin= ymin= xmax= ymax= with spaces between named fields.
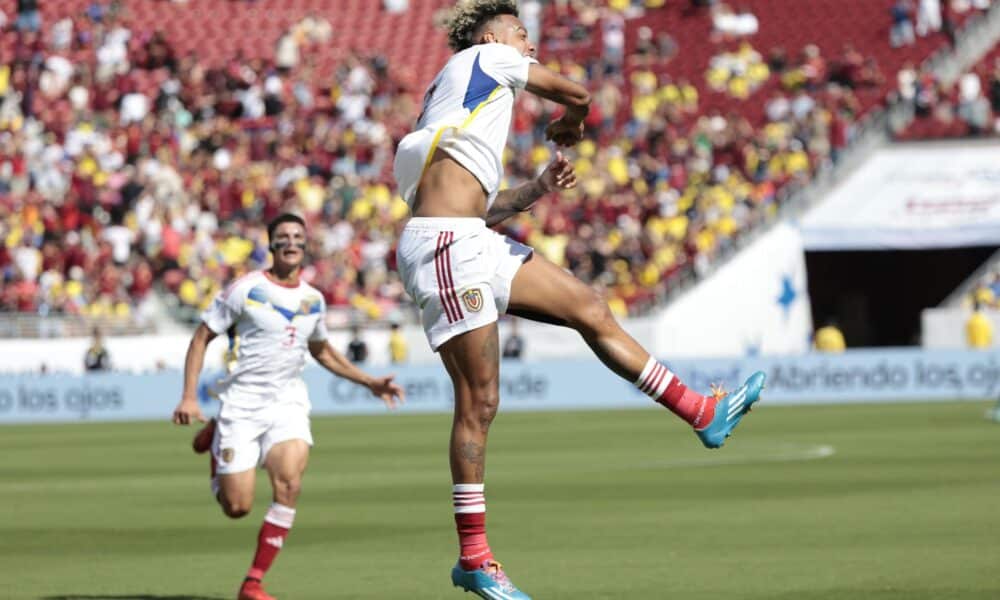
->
xmin=42 ymin=596 xmax=226 ymax=600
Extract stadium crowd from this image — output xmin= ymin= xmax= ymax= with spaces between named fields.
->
xmin=0 ymin=0 xmax=994 ymax=331
xmin=894 ymin=50 xmax=1000 ymax=139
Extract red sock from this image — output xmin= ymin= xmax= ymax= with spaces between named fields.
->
xmin=635 ymin=357 xmax=716 ymax=429
xmin=453 ymin=484 xmax=493 ymax=570
xmin=246 ymin=503 xmax=295 ymax=581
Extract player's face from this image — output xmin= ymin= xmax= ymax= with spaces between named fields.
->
xmin=271 ymin=222 xmax=307 ymax=269
xmin=491 ymin=15 xmax=535 ymax=57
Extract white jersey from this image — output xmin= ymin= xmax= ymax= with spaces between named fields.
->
xmin=201 ymin=270 xmax=328 ymax=408
xmin=393 ymin=43 xmax=537 ymax=209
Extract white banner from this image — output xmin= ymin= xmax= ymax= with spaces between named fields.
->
xmin=800 ymin=142 xmax=1000 ymax=250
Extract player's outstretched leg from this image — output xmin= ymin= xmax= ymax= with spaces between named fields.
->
xmin=439 ymin=324 xmax=532 ymax=600
xmin=507 ymin=253 xmax=764 ymax=448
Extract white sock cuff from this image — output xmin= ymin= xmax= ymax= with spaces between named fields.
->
xmin=635 ymin=357 xmax=675 ymax=399
xmin=264 ymin=502 xmax=297 ymax=528
xmin=635 ymin=356 xmax=658 ymax=387
xmin=453 ymin=483 xmax=485 ymax=493
xmin=453 ymin=484 xmax=486 ymax=514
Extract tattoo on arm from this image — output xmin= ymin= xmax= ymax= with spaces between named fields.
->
xmin=485 ymin=180 xmax=549 ymax=226
xmin=509 ymin=179 xmax=548 ymax=210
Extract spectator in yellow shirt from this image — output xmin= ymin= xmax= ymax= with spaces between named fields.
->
xmin=814 ymin=321 xmax=846 ymax=353
xmin=966 ymin=303 xmax=994 ymax=349
xmin=389 ymin=322 xmax=408 ymax=364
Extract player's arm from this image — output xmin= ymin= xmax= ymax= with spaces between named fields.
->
xmin=172 ymin=323 xmax=217 ymax=425
xmin=308 ymin=340 xmax=405 ymax=409
xmin=485 ymin=151 xmax=577 ymax=226
xmin=525 ymin=64 xmax=592 ymax=146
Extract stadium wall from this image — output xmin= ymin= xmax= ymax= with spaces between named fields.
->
xmin=922 ymin=307 xmax=1000 ymax=349
xmin=650 ymin=223 xmax=813 ymax=357
xmin=2 ymin=348 xmax=997 ymax=425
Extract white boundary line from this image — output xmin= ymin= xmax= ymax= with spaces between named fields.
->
xmin=632 ymin=443 xmax=836 ymax=470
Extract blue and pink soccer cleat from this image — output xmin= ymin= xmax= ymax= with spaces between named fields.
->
xmin=694 ymin=371 xmax=766 ymax=449
xmin=452 ymin=560 xmax=531 ymax=600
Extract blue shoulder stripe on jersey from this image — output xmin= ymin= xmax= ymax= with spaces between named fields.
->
xmin=463 ymin=52 xmax=501 ymax=112
xmin=245 ymin=285 xmax=302 ymax=322
xmin=246 ymin=286 xmax=268 ymax=304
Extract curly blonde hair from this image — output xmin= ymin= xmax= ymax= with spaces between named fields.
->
xmin=445 ymin=0 xmax=520 ymax=52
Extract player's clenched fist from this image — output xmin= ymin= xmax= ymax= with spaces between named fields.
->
xmin=544 ymin=116 xmax=585 ymax=147
xmin=172 ymin=397 xmax=207 ymax=425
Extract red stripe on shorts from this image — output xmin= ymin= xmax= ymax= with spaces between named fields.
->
xmin=442 ymin=232 xmax=464 ymax=321
xmin=435 ymin=233 xmax=457 ymax=323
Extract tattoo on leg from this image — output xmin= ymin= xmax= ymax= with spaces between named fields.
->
xmin=482 ymin=332 xmax=499 ymax=362
xmin=460 ymin=441 xmax=485 ymax=480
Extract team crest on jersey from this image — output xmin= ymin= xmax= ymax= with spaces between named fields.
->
xmin=221 ymin=448 xmax=234 ymax=463
xmin=299 ymin=296 xmax=322 ymax=317
xmin=461 ymin=288 xmax=484 ymax=312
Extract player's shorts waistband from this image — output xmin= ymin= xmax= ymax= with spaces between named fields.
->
xmin=403 ymin=217 xmax=486 ymax=232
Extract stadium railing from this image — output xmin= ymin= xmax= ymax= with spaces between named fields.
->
xmin=0 ymin=313 xmax=154 ymax=339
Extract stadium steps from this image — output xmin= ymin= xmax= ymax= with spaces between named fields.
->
xmin=938 ymin=247 xmax=1000 ymax=307
xmin=895 ymin=38 xmax=1000 ymax=141
xmin=892 ymin=3 xmax=1000 ymax=139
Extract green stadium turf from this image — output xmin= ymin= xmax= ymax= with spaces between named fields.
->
xmin=2 ymin=401 xmax=998 ymax=600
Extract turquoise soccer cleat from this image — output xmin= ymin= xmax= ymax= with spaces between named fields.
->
xmin=451 ymin=560 xmax=532 ymax=600
xmin=694 ymin=371 xmax=766 ymax=449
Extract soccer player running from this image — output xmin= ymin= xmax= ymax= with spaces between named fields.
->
xmin=393 ymin=2 xmax=766 ymax=598
xmin=172 ymin=213 xmax=404 ymax=600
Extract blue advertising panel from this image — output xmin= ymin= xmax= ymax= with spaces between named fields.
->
xmin=2 ymin=348 xmax=998 ymax=425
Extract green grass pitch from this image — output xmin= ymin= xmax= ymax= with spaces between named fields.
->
xmin=2 ymin=401 xmax=998 ymax=599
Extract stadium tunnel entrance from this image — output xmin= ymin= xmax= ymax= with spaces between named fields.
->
xmin=806 ymin=246 xmax=997 ymax=347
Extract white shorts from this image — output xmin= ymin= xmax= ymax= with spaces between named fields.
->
xmin=396 ymin=217 xmax=532 ymax=350
xmin=212 ymin=382 xmax=314 ymax=475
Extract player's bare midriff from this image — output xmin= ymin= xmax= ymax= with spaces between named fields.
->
xmin=412 ymin=148 xmax=489 ymax=219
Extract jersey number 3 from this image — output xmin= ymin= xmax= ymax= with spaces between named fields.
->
xmin=283 ymin=325 xmax=297 ymax=347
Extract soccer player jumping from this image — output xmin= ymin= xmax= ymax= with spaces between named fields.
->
xmin=172 ymin=214 xmax=404 ymax=600
xmin=393 ymin=2 xmax=766 ymax=598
